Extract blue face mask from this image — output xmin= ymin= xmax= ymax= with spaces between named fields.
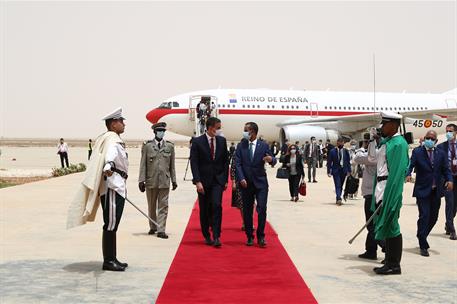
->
xmin=242 ymin=131 xmax=250 ymax=140
xmin=446 ymin=132 xmax=454 ymax=141
xmin=156 ymin=131 xmax=165 ymax=139
xmin=424 ymin=139 xmax=436 ymax=149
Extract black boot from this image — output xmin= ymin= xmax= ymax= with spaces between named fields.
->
xmin=374 ymin=238 xmax=389 ymax=272
xmin=112 ymin=231 xmax=128 ymax=268
xmin=102 ymin=231 xmax=125 ymax=271
xmin=374 ymin=234 xmax=402 ymax=275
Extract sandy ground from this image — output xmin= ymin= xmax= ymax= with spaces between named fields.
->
xmin=1 ymin=146 xmax=456 ymax=304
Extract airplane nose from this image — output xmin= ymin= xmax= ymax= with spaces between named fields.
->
xmin=146 ymin=108 xmax=166 ymax=124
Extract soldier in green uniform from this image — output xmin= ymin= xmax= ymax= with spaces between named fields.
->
xmin=370 ymin=112 xmax=409 ymax=275
xmin=138 ymin=122 xmax=177 ymax=239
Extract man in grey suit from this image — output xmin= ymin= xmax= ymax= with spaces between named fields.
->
xmin=138 ymin=122 xmax=177 ymax=239
xmin=304 ymin=136 xmax=320 ymax=183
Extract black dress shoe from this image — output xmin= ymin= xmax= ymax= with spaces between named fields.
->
xmin=157 ymin=232 xmax=169 ymax=239
xmin=103 ymin=260 xmax=125 ymax=272
xmin=373 ymin=264 xmax=401 ymax=275
xmin=358 ymin=252 xmax=377 ymax=260
xmin=450 ymin=232 xmax=457 ymax=240
xmin=258 ymin=238 xmax=267 ymax=248
xmin=205 ymin=237 xmax=214 ymax=245
xmin=313 ymin=180 xmax=318 ymax=183
xmin=420 ymin=248 xmax=430 ymax=257
xmin=246 ymin=237 xmax=254 ymax=246
xmin=213 ymin=238 xmax=221 ymax=247
xmin=148 ymin=229 xmax=156 ymax=235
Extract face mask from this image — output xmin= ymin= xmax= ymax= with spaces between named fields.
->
xmin=290 ymin=149 xmax=296 ymax=154
xmin=215 ymin=129 xmax=223 ymax=137
xmin=351 ymin=145 xmax=356 ymax=150
xmin=424 ymin=139 xmax=436 ymax=149
xmin=242 ymin=131 xmax=250 ymax=140
xmin=446 ymin=132 xmax=454 ymax=141
xmin=156 ymin=131 xmax=165 ymax=139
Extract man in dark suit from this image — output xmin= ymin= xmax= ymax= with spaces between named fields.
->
xmin=304 ymin=136 xmax=320 ymax=183
xmin=407 ymin=130 xmax=453 ymax=256
xmin=327 ymin=138 xmax=351 ymax=206
xmin=235 ymin=122 xmax=277 ymax=247
xmin=437 ymin=123 xmax=457 ymax=241
xmin=190 ymin=117 xmax=229 ymax=247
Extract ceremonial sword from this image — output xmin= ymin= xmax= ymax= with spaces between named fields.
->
xmin=125 ymin=197 xmax=160 ymax=227
xmin=348 ymin=202 xmax=383 ymax=245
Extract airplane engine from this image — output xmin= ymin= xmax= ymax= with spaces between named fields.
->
xmin=279 ymin=125 xmax=340 ymax=146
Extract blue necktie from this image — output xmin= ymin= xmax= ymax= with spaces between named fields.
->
xmin=249 ymin=143 xmax=254 ymax=162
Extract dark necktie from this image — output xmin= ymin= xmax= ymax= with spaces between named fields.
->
xmin=428 ymin=150 xmax=433 ymax=165
xmin=158 ymin=141 xmax=161 ymax=149
xmin=428 ymin=149 xmax=436 ymax=187
xmin=210 ymin=138 xmax=215 ymax=160
xmin=451 ymin=142 xmax=457 ymax=174
xmin=249 ymin=143 xmax=254 ymax=162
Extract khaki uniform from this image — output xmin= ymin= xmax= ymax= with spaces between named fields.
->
xmin=139 ymin=139 xmax=176 ymax=232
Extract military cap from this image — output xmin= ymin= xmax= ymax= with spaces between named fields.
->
xmin=102 ymin=107 xmax=125 ymax=121
xmin=380 ymin=111 xmax=402 ymax=124
xmin=152 ymin=122 xmax=167 ymax=131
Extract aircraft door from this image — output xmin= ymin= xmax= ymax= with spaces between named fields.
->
xmin=189 ymin=95 xmax=218 ymax=136
xmin=310 ymin=103 xmax=319 ymax=118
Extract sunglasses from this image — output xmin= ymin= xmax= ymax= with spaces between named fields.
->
xmin=424 ymin=137 xmax=436 ymax=140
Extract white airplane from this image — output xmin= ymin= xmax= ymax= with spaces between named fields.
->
xmin=146 ymin=88 xmax=457 ymax=144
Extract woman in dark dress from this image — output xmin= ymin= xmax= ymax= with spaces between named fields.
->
xmin=230 ymin=153 xmax=245 ymax=229
xmin=284 ymin=144 xmax=305 ymax=202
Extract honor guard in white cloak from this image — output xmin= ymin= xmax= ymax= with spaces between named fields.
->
xmin=67 ymin=107 xmax=129 ymax=272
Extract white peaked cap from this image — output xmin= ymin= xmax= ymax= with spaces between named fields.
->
xmin=102 ymin=107 xmax=125 ymax=121
xmin=380 ymin=111 xmax=402 ymax=122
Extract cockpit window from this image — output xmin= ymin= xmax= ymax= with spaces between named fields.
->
xmin=173 ymin=102 xmax=180 ymax=108
xmin=158 ymin=102 xmax=172 ymax=109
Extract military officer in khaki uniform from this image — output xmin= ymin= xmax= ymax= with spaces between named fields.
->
xmin=138 ymin=122 xmax=177 ymax=239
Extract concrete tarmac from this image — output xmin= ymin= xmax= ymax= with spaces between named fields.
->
xmin=1 ymin=147 xmax=456 ymax=303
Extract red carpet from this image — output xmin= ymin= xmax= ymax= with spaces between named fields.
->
xmin=156 ymin=182 xmax=318 ymax=304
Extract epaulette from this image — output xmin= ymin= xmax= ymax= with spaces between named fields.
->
xmin=143 ymin=140 xmax=153 ymax=145
xmin=166 ymin=140 xmax=174 ymax=145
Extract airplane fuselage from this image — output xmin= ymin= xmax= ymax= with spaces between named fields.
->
xmin=147 ymin=89 xmax=456 ymax=142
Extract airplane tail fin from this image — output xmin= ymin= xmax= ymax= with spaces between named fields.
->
xmin=443 ymin=88 xmax=457 ymax=95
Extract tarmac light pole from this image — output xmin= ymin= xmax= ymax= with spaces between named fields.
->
xmin=348 ymin=202 xmax=383 ymax=244
xmin=125 ymin=197 xmax=160 ymax=228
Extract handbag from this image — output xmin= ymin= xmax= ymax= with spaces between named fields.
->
xmin=276 ymin=167 xmax=289 ymax=179
xmin=299 ymin=179 xmax=307 ymax=196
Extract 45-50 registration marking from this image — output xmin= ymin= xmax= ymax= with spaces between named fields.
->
xmin=412 ymin=119 xmax=443 ymax=128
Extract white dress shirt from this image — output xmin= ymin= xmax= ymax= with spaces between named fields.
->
xmin=57 ymin=143 xmax=69 ymax=153
xmin=249 ymin=138 xmax=258 ymax=159
xmin=155 ymin=138 xmax=164 ymax=149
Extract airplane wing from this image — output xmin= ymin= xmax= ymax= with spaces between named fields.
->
xmin=277 ymin=107 xmax=457 ymax=128
xmin=276 ymin=112 xmax=381 ymax=127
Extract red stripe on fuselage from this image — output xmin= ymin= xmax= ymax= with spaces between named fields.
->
xmin=146 ymin=108 xmax=369 ymax=123
xmin=146 ymin=108 xmax=188 ymax=123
